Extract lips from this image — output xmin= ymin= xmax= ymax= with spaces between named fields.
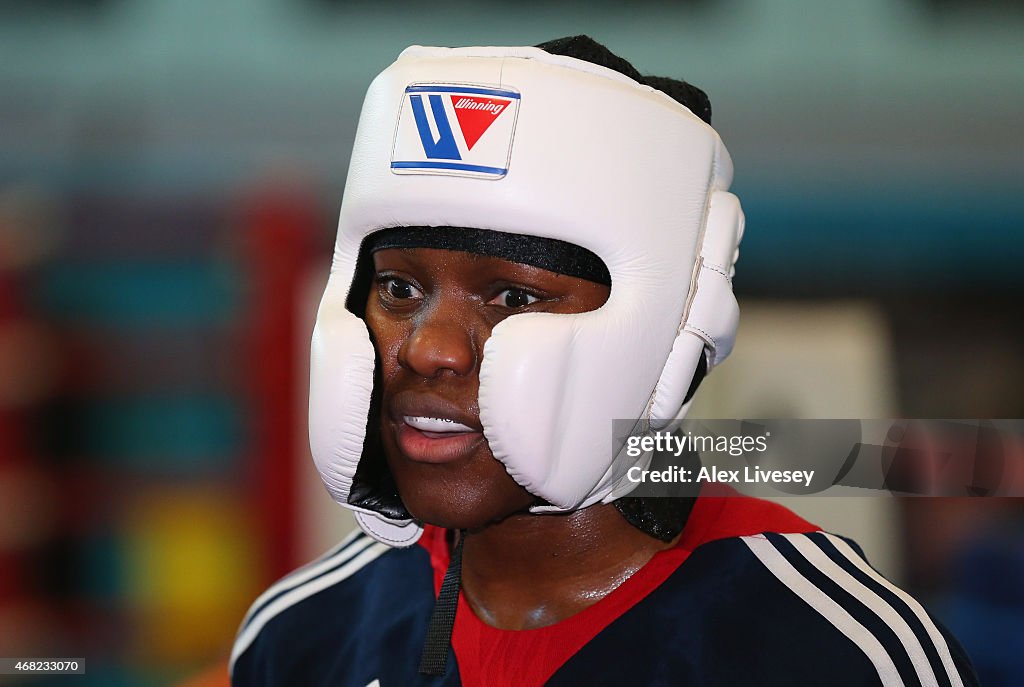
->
xmin=389 ymin=392 xmax=483 ymax=464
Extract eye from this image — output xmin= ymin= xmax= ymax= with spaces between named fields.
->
xmin=489 ymin=288 xmax=540 ymax=309
xmin=378 ymin=276 xmax=423 ymax=302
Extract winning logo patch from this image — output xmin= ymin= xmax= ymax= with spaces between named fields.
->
xmin=391 ymin=84 xmax=520 ymax=179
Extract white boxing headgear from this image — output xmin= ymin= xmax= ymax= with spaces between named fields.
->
xmin=309 ymin=44 xmax=745 ymax=547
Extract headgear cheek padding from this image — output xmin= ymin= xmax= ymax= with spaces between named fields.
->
xmin=309 ymin=45 xmax=744 ymax=546
xmin=309 ymin=293 xmax=372 ymax=507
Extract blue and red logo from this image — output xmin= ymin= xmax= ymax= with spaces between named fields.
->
xmin=391 ymin=84 xmax=520 ymax=179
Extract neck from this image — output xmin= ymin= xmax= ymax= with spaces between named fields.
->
xmin=458 ymin=503 xmax=680 ymax=630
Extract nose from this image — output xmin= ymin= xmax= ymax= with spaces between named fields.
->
xmin=399 ymin=303 xmax=478 ymax=378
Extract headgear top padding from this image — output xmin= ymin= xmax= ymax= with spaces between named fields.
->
xmin=309 ymin=45 xmax=745 ymax=546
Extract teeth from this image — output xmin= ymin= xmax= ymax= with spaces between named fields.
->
xmin=404 ymin=416 xmax=475 ymax=433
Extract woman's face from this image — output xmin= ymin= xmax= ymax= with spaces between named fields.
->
xmin=365 ymin=246 xmax=610 ymax=531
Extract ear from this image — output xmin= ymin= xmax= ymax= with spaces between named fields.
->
xmin=649 ymin=191 xmax=744 ymax=426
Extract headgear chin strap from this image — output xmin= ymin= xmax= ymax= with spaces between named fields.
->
xmin=309 ymin=44 xmax=745 ymax=547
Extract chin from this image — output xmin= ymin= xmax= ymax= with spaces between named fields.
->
xmin=399 ymin=484 xmax=527 ymax=531
xmin=388 ymin=461 xmax=534 ymax=531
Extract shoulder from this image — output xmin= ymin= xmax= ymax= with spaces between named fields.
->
xmin=678 ymin=520 xmax=979 ymax=686
xmin=229 ymin=530 xmax=435 ymax=687
xmin=561 ymin=494 xmax=978 ymax=686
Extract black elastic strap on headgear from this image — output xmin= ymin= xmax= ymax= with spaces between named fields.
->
xmin=613 ymin=432 xmax=704 ymax=541
xmin=614 ymin=495 xmax=696 ymax=542
xmin=366 ymin=225 xmax=611 ymax=286
xmin=418 ymin=531 xmax=466 ymax=676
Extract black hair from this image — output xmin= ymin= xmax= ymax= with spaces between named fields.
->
xmin=535 ymin=35 xmax=712 ymax=124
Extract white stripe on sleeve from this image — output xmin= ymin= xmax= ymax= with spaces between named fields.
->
xmin=783 ymin=534 xmax=939 ymax=687
xmin=821 ymin=533 xmax=965 ymax=687
xmin=238 ymin=530 xmax=373 ymax=631
xmin=742 ymin=534 xmax=905 ymax=687
xmin=230 ymin=541 xmax=390 ymax=674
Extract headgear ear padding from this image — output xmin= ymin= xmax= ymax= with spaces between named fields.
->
xmin=649 ymin=189 xmax=745 ymax=426
xmin=309 ymin=45 xmax=744 ymax=546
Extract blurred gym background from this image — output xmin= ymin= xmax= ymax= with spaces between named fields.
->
xmin=1 ymin=0 xmax=1022 ymax=685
